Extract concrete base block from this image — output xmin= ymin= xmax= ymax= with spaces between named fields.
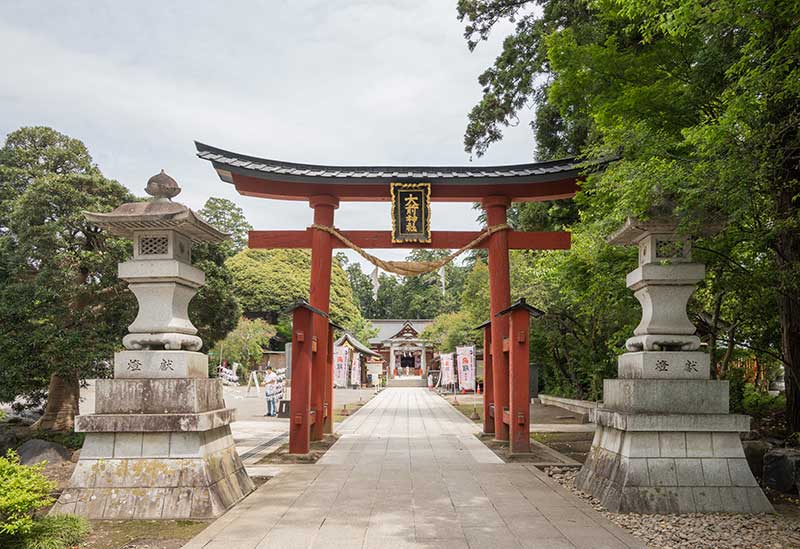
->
xmin=618 ymin=351 xmax=709 ymax=379
xmin=75 ymin=408 xmax=235 ymax=433
xmin=603 ymin=379 xmax=729 ymax=414
xmin=576 ymin=423 xmax=773 ymax=513
xmin=95 ymin=378 xmax=225 ymax=414
xmin=115 ymin=350 xmax=208 ymax=379
xmin=52 ymin=426 xmax=254 ymax=519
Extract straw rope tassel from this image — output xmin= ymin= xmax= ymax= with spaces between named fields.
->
xmin=309 ymin=223 xmax=510 ymax=277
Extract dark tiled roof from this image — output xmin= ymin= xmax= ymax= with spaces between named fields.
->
xmin=195 ymin=142 xmax=583 ymax=185
xmin=335 ymin=333 xmax=380 ymax=357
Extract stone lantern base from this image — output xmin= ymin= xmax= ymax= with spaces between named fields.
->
xmin=576 ymin=366 xmax=773 ymax=513
xmin=51 ymin=355 xmax=254 ymax=519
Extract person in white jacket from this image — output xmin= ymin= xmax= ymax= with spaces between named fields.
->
xmin=264 ymin=367 xmax=278 ymax=417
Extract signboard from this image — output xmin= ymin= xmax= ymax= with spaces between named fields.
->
xmin=456 ymin=346 xmax=476 ymax=391
xmin=390 ymin=182 xmax=431 ymax=243
xmin=333 ymin=346 xmax=350 ymax=387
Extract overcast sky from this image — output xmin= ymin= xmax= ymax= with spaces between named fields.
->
xmin=1 ymin=1 xmax=537 ymax=269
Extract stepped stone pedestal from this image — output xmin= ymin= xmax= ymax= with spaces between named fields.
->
xmin=52 ymin=171 xmax=253 ymax=519
xmin=575 ymin=219 xmax=772 ymax=513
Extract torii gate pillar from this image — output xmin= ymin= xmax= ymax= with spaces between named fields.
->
xmin=309 ymin=195 xmax=339 ymax=441
xmin=483 ymin=195 xmax=511 ymax=441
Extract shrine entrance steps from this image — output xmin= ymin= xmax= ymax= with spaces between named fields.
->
xmin=387 ymin=378 xmax=427 ymax=388
xmin=183 ymin=388 xmax=644 ymax=549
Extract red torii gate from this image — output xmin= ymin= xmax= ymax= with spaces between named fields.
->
xmin=197 ymin=142 xmax=581 ymax=454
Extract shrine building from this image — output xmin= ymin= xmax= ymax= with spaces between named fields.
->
xmin=368 ymin=319 xmax=433 ymax=380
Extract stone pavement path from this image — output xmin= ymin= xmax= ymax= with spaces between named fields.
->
xmin=184 ymin=388 xmax=645 ymax=549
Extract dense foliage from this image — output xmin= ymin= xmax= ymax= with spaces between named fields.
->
xmin=0 ymin=127 xmax=135 ymax=430
xmin=0 ymin=128 xmax=240 ymax=429
xmin=455 ymin=0 xmax=800 ymax=422
xmin=0 ymin=451 xmax=55 ymax=536
xmin=3 ymin=515 xmax=91 ymax=549
xmin=210 ymin=318 xmax=276 ymax=376
xmin=341 ymin=250 xmax=469 ymax=320
xmin=226 ymin=248 xmax=374 ymax=343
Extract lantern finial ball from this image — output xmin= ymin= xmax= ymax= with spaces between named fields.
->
xmin=145 ymin=169 xmax=181 ymax=200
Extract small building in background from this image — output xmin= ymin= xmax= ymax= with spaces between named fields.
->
xmin=335 ymin=332 xmax=381 ymax=387
xmin=367 ymin=319 xmax=433 ymax=380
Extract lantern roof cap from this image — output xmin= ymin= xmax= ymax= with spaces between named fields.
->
xmin=607 ymin=217 xmax=681 ymax=246
xmin=84 ymin=171 xmax=227 ymax=243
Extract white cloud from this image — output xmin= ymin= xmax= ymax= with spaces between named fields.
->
xmin=0 ymin=1 xmax=537 ymax=270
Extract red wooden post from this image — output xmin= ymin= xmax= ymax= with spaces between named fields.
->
xmin=479 ymin=322 xmax=494 ymax=435
xmin=483 ymin=195 xmax=511 ymax=441
xmin=289 ymin=305 xmax=313 ymax=454
xmin=309 ymin=195 xmax=338 ymax=441
xmin=324 ymin=321 xmax=335 ymax=434
xmin=508 ymin=307 xmax=531 ymax=453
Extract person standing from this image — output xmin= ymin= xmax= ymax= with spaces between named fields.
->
xmin=264 ymin=367 xmax=278 ymax=417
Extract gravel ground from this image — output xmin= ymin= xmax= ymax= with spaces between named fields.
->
xmin=545 ymin=467 xmax=800 ymax=549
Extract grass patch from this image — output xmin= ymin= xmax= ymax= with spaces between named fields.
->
xmin=2 ymin=515 xmax=90 ymax=549
xmin=257 ymin=434 xmax=339 ymax=464
xmin=452 ymin=403 xmax=482 ymax=422
xmin=334 ymin=402 xmax=365 ymax=423
xmin=81 ymin=519 xmax=209 ymax=549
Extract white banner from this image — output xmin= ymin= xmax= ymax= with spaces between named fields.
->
xmin=333 ymin=346 xmax=350 ymax=387
xmin=440 ymin=353 xmax=455 ymax=386
xmin=456 ymin=346 xmax=476 ymax=391
xmin=350 ymin=352 xmax=361 ymax=386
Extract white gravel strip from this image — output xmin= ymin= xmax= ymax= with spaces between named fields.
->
xmin=545 ymin=467 xmax=800 ymax=549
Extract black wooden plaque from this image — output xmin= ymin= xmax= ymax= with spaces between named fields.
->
xmin=391 ymin=182 xmax=431 ymax=243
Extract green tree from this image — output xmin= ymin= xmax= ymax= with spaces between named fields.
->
xmin=199 ymin=197 xmax=253 ymax=255
xmin=0 ymin=127 xmax=240 ymax=430
xmin=460 ymin=0 xmax=800 ymax=426
xmin=192 ymin=199 xmax=245 ymax=351
xmin=421 ymin=311 xmax=481 ymax=353
xmin=226 ymin=248 xmax=365 ymax=329
xmin=210 ymin=318 xmax=276 ymax=377
xmin=337 ymin=253 xmax=380 ymax=318
xmin=0 ymin=127 xmax=134 ymax=430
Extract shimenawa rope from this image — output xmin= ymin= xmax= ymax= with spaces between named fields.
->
xmin=309 ymin=223 xmax=510 ymax=277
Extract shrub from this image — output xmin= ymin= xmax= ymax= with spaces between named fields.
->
xmin=743 ymin=384 xmax=786 ymax=419
xmin=0 ymin=451 xmax=55 ymax=536
xmin=3 ymin=514 xmax=90 ymax=549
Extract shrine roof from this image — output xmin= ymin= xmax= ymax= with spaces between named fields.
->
xmin=367 ymin=319 xmax=433 ymax=345
xmin=196 ymin=142 xmax=588 ymax=202
xmin=335 ymin=333 xmax=381 ymax=358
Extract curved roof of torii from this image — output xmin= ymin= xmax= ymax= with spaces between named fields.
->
xmin=195 ymin=141 xmax=585 ymax=202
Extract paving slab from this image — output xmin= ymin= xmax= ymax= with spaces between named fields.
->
xmin=183 ymin=388 xmax=646 ymax=549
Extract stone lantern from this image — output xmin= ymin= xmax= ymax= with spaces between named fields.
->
xmin=575 ymin=218 xmax=772 ymax=513
xmin=51 ymin=171 xmax=254 ymax=520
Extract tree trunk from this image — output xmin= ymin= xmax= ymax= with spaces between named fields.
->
xmin=33 ymin=373 xmax=80 ymax=432
xmin=781 ymin=291 xmax=800 ymax=433
xmin=720 ymin=323 xmax=738 ymax=378
xmin=777 ymin=181 xmax=800 ymax=433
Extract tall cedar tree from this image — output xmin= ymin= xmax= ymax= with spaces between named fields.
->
xmin=459 ymin=0 xmax=800 ymax=429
